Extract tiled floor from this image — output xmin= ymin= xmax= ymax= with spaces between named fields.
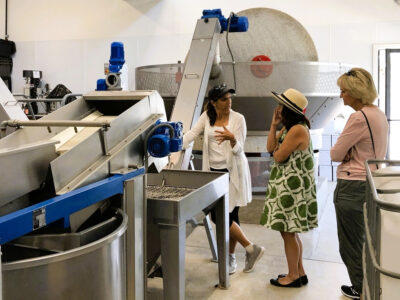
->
xmin=148 ymin=181 xmax=351 ymax=299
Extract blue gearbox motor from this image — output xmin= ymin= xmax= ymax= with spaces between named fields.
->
xmin=96 ymin=42 xmax=125 ymax=91
xmin=201 ymin=9 xmax=248 ymax=33
xmin=147 ymin=120 xmax=183 ymax=158
xmin=108 ymin=42 xmax=125 ymax=73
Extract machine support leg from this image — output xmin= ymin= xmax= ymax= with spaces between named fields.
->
xmin=159 ymin=223 xmax=186 ymax=300
xmin=214 ymin=194 xmax=229 ymax=289
xmin=203 ymin=215 xmax=218 ymax=262
xmin=123 ymin=175 xmax=145 ymax=300
xmin=26 ymin=101 xmax=36 ymax=120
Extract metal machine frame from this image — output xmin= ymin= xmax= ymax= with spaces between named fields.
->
xmin=0 ymin=90 xmax=165 ymax=300
xmin=169 ymin=17 xmax=221 ymax=169
xmin=0 ymin=87 xmax=231 ymax=300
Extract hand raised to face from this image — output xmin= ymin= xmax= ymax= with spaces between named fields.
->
xmin=272 ymin=105 xmax=283 ymax=127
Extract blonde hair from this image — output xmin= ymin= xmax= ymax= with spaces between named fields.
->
xmin=337 ymin=68 xmax=378 ymax=105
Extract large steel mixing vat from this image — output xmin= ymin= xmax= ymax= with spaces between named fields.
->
xmin=2 ymin=209 xmax=127 ymax=300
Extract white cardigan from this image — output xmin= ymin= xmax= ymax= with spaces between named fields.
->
xmin=183 ymin=110 xmax=252 ymax=212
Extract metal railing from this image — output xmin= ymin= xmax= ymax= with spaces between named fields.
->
xmin=0 ymin=119 xmax=111 ymax=139
xmin=10 ymin=93 xmax=82 ymax=120
xmin=363 ymin=159 xmax=400 ymax=300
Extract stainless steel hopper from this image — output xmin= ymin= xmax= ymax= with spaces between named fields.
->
xmin=0 ymin=90 xmax=167 ymax=212
xmin=146 ymin=169 xmax=230 ymax=300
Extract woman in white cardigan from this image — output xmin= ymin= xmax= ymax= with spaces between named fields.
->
xmin=183 ymin=84 xmax=264 ymax=275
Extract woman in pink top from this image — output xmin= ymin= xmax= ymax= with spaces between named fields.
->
xmin=330 ymin=68 xmax=388 ymax=299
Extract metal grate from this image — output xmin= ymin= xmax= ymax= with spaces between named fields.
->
xmin=135 ymin=62 xmax=354 ymax=97
xmin=146 ymin=185 xmax=195 ymax=201
xmin=135 ymin=64 xmax=181 ymax=97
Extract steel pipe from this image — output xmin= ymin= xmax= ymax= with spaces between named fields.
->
xmin=10 ymin=93 xmax=82 ymax=105
xmin=1 ymin=119 xmax=111 ymax=128
xmin=16 ymin=99 xmax=63 ymax=103
xmin=0 ymin=119 xmax=111 ymax=138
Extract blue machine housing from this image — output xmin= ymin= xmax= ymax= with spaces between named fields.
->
xmin=96 ymin=79 xmax=107 ymax=91
xmin=109 ymin=42 xmax=125 ymax=73
xmin=202 ymin=9 xmax=248 ymax=32
xmin=147 ymin=120 xmax=183 ymax=158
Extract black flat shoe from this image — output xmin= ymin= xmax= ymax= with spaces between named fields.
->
xmin=278 ymin=274 xmax=308 ymax=285
xmin=270 ymin=277 xmax=302 ymax=288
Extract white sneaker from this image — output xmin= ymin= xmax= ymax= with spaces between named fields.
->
xmin=229 ymin=254 xmax=237 ymax=275
xmin=243 ymin=244 xmax=265 ymax=273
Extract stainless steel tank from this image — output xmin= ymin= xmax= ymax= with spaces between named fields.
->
xmin=2 ymin=209 xmax=127 ymax=300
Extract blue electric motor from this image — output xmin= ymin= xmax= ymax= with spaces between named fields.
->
xmin=109 ymin=42 xmax=125 ymax=73
xmin=202 ymin=9 xmax=248 ymax=33
xmin=96 ymin=42 xmax=125 ymax=91
xmin=96 ymin=79 xmax=107 ymax=91
xmin=147 ymin=120 xmax=183 ymax=158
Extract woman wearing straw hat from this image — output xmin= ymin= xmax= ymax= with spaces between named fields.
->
xmin=260 ymin=88 xmax=318 ymax=287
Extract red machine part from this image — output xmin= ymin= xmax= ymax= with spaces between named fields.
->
xmin=250 ymin=55 xmax=273 ymax=78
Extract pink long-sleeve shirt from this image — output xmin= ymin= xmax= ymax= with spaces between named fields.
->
xmin=330 ymin=105 xmax=388 ymax=181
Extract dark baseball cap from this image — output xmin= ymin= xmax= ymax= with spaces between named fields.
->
xmin=208 ymin=84 xmax=235 ymax=101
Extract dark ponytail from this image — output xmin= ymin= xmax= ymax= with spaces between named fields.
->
xmin=281 ymin=105 xmax=311 ymax=130
xmin=206 ymin=100 xmax=217 ymax=126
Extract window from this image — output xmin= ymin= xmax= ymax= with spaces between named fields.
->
xmin=373 ymin=45 xmax=400 ymax=159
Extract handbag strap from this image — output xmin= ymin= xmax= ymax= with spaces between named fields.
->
xmin=360 ymin=109 xmax=378 ymax=168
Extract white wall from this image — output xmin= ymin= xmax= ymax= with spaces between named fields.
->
xmin=1 ymin=0 xmax=400 ymax=93
xmin=0 ymin=0 xmax=5 ymax=39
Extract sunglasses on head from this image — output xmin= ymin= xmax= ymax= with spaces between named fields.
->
xmin=345 ymin=70 xmax=356 ymax=77
xmin=214 ymin=84 xmax=227 ymax=90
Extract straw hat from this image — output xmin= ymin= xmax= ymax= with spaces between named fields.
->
xmin=271 ymin=88 xmax=308 ymax=115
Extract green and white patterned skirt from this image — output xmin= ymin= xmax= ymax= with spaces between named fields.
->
xmin=260 ymin=145 xmax=318 ymax=233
